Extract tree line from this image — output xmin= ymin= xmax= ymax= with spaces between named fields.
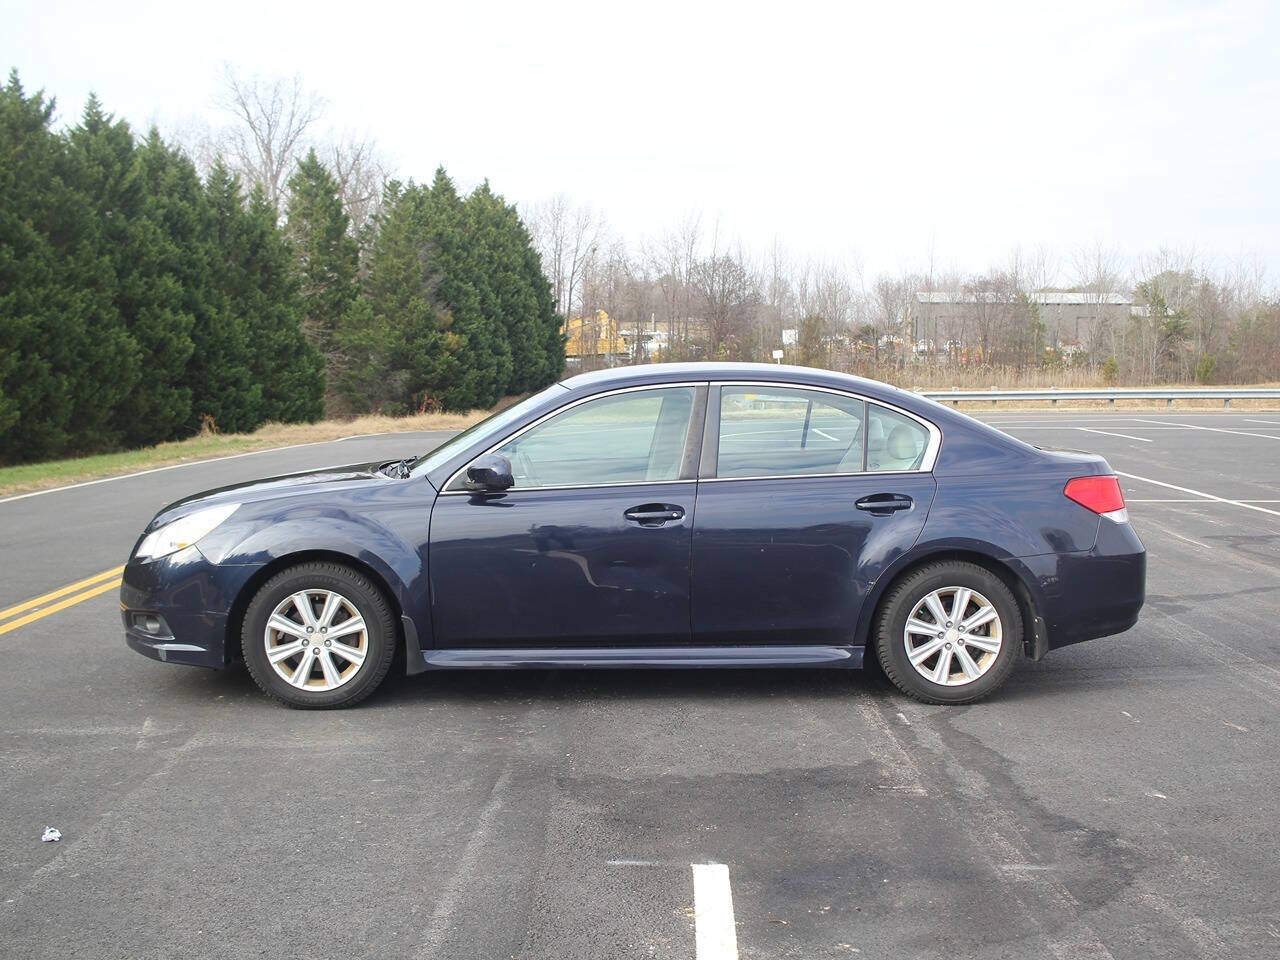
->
xmin=0 ymin=70 xmax=562 ymax=464
xmin=529 ymin=199 xmax=1280 ymax=386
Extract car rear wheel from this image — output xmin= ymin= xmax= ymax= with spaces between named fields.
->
xmin=874 ymin=561 xmax=1021 ymax=705
xmin=242 ymin=562 xmax=396 ymax=709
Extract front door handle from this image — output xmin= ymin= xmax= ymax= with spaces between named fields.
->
xmin=624 ymin=503 xmax=686 ymax=526
xmin=855 ymin=493 xmax=913 ymax=515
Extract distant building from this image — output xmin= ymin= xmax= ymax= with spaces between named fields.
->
xmin=910 ymin=290 xmax=1133 ymax=351
xmin=1032 ymin=292 xmax=1134 ymax=348
xmin=563 ymin=310 xmax=627 ymax=362
xmin=619 ymin=315 xmax=712 ymax=359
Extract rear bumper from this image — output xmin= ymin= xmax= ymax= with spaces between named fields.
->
xmin=120 ymin=546 xmax=252 ymax=669
xmin=1042 ymin=518 xmax=1146 ymax=650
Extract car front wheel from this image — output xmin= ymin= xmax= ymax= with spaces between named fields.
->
xmin=875 ymin=561 xmax=1021 ymax=705
xmin=242 ymin=561 xmax=396 ymax=709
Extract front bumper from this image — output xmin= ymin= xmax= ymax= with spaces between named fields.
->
xmin=120 ymin=546 xmax=252 ymax=669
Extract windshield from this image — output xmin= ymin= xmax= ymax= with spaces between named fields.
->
xmin=409 ymin=385 xmax=567 ymax=478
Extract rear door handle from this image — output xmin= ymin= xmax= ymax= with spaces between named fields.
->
xmin=624 ymin=503 xmax=686 ymax=526
xmin=855 ymin=493 xmax=913 ymax=515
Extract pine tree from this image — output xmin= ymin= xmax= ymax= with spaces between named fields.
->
xmin=338 ymin=181 xmax=463 ymax=412
xmin=285 ymin=149 xmax=358 ymax=411
xmin=244 ymin=184 xmax=324 ymax=422
xmin=0 ymin=74 xmax=136 ymax=461
xmin=189 ymin=162 xmax=263 ymax=432
xmin=129 ymin=131 xmax=209 ymax=440
xmin=522 ymin=226 xmax=565 ymax=388
xmin=423 ymin=168 xmax=510 ymax=409
xmin=464 ymin=182 xmax=546 ymax=393
xmin=69 ymin=105 xmax=202 ymax=446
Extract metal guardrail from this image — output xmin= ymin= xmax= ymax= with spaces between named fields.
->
xmin=917 ymin=387 xmax=1280 ymax=407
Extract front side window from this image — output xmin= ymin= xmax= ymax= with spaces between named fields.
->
xmin=716 ymin=386 xmax=866 ymax=479
xmin=865 ymin=403 xmax=930 ymax=472
xmin=411 ymin=385 xmax=561 ymax=477
xmin=487 ymin=387 xmax=696 ymax=489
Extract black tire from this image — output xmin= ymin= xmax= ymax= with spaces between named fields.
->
xmin=241 ymin=561 xmax=396 ymax=709
xmin=875 ymin=561 xmax=1021 ymax=705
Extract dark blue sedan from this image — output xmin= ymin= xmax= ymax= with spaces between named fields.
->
xmin=121 ymin=363 xmax=1146 ymax=708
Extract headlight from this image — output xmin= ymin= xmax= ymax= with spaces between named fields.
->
xmin=135 ymin=503 xmax=240 ymax=561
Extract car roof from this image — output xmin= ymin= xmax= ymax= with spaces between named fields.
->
xmin=560 ymin=361 xmax=912 ymax=405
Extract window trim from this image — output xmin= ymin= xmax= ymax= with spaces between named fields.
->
xmin=700 ymin=381 xmax=941 ymax=482
xmin=440 ymin=382 xmax=709 ymax=494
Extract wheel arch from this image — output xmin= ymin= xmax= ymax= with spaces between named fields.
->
xmin=225 ymin=550 xmax=421 ymax=668
xmin=860 ymin=546 xmax=1049 ymax=661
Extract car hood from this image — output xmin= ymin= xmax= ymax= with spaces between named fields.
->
xmin=148 ymin=461 xmax=400 ymax=529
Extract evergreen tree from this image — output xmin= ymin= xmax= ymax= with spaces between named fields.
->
xmin=189 ymin=162 xmax=263 ymax=432
xmin=0 ymin=74 xmax=135 ymax=461
xmin=522 ymin=226 xmax=565 ymax=388
xmin=129 ymin=131 xmax=210 ymax=440
xmin=285 ymin=149 xmax=358 ymax=410
xmin=69 ymin=105 xmax=200 ymax=446
xmin=240 ymin=184 xmax=324 ymax=422
xmin=338 ymin=181 xmax=463 ymax=412
xmin=464 ymin=182 xmax=546 ymax=393
xmin=423 ymin=168 xmax=510 ymax=409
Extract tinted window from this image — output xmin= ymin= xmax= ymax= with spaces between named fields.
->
xmin=492 ymin=387 xmax=695 ymax=488
xmin=717 ymin=387 xmax=866 ymax=478
xmin=865 ymin=404 xmax=929 ymax=472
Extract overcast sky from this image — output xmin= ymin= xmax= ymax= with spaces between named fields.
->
xmin=6 ymin=0 xmax=1278 ymax=284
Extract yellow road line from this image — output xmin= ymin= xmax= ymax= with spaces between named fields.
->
xmin=0 ymin=578 xmax=123 ymax=637
xmin=0 ymin=565 xmax=125 ymax=623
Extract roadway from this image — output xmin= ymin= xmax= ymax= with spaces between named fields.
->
xmin=1 ymin=411 xmax=1278 ymax=958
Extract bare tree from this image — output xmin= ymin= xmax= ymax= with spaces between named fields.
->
xmin=329 ymin=135 xmax=389 ymax=238
xmin=692 ymin=246 xmax=758 ymax=359
xmin=166 ymin=116 xmax=221 ymax=179
xmin=1071 ymin=241 xmax=1125 ymax=360
xmin=871 ymin=275 xmax=912 ymax=364
xmin=528 ymin=194 xmax=603 ymax=317
xmin=643 ymin=212 xmax=702 ymax=355
xmin=220 ymin=66 xmax=324 ymax=211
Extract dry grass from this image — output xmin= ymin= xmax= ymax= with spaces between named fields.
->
xmin=0 ymin=410 xmax=489 ymax=499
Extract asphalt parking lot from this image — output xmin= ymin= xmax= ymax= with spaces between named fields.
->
xmin=2 ymin=410 xmax=1278 ymax=959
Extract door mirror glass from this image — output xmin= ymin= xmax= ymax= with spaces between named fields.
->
xmin=464 ymin=454 xmax=515 ymax=491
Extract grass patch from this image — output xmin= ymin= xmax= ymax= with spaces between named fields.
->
xmin=0 ymin=411 xmax=488 ymax=499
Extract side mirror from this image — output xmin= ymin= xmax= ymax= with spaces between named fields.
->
xmin=464 ymin=454 xmax=514 ymax=491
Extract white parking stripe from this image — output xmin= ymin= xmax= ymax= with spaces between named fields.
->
xmin=1131 ymin=418 xmax=1280 ymax=441
xmin=1244 ymin=418 xmax=1280 ymax=426
xmin=1127 ymin=498 xmax=1280 ymax=503
xmin=692 ymin=863 xmax=739 ymax=960
xmin=1115 ymin=471 xmax=1280 ymax=518
xmin=1077 ymin=427 xmax=1152 ymax=442
xmin=983 ymin=414 xmax=1267 ymax=423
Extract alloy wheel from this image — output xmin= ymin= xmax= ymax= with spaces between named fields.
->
xmin=263 ymin=589 xmax=368 ymax=691
xmin=902 ymin=586 xmax=1003 ymax=686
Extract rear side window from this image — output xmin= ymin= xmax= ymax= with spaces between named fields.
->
xmin=716 ymin=386 xmax=866 ymax=478
xmin=492 ymin=387 xmax=695 ymax=488
xmin=866 ymin=404 xmax=929 ymax=472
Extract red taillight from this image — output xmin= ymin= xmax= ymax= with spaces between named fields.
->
xmin=1064 ymin=475 xmax=1126 ymax=516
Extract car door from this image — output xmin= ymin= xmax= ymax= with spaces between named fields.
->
xmin=691 ymin=384 xmax=938 ymax=645
xmin=428 ymin=384 xmax=705 ymax=648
